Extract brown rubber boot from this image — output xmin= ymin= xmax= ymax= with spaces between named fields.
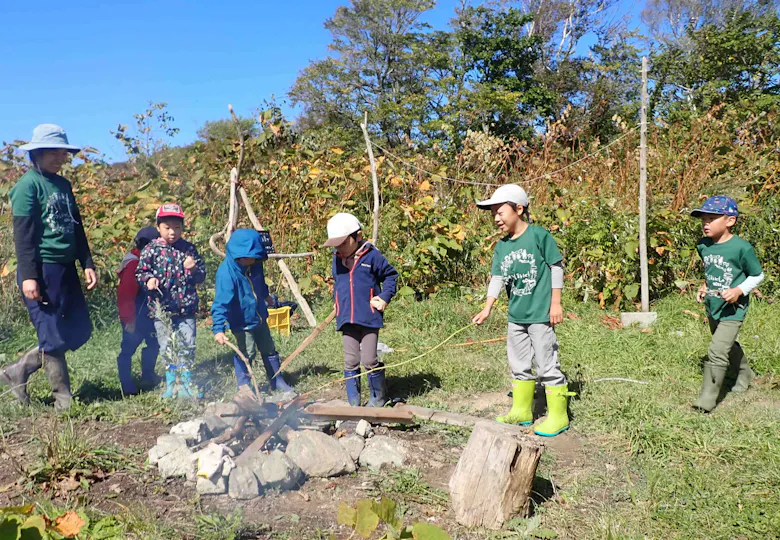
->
xmin=43 ymin=353 xmax=73 ymax=411
xmin=0 ymin=347 xmax=42 ymax=405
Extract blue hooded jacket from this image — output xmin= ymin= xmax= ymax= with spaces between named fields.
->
xmin=211 ymin=229 xmax=270 ymax=334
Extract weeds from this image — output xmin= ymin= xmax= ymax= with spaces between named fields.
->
xmin=370 ymin=468 xmax=449 ymax=508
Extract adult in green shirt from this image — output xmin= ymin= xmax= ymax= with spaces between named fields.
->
xmin=0 ymin=124 xmax=97 ymax=411
xmin=472 ymin=184 xmax=573 ymax=437
xmin=691 ymin=195 xmax=764 ymax=412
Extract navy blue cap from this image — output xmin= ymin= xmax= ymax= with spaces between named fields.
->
xmin=691 ymin=196 xmax=739 ymax=217
xmin=135 ymin=226 xmax=160 ymax=244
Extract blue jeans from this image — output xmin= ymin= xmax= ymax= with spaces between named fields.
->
xmin=118 ymin=315 xmax=159 ymax=379
xmin=154 ymin=317 xmax=196 ymax=371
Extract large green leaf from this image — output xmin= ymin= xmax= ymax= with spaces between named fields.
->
xmin=336 ymin=502 xmax=356 ymax=527
xmin=373 ymin=497 xmax=402 ymax=529
xmin=411 ymin=522 xmax=450 ymax=540
xmin=354 ymin=500 xmax=379 ymax=538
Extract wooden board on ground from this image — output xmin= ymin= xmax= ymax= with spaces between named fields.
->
xmin=395 ymin=404 xmax=534 ymax=438
xmin=303 ymin=403 xmax=415 ymax=424
xmin=449 ymin=421 xmax=543 ymax=529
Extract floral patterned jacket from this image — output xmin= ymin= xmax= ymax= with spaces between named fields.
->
xmin=135 ymin=238 xmax=207 ymax=317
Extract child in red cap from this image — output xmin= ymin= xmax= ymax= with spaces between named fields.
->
xmin=135 ymin=203 xmax=207 ymax=399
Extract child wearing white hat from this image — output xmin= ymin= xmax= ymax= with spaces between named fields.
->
xmin=472 ymin=184 xmax=573 ymax=437
xmin=325 ymin=213 xmax=398 ymax=406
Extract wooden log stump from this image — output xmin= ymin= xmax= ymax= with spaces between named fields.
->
xmin=449 ymin=421 xmax=544 ymax=530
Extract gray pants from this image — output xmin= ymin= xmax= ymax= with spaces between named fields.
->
xmin=342 ymin=324 xmax=379 ymax=371
xmin=154 ymin=316 xmax=196 ymax=370
xmin=507 ymin=322 xmax=566 ymax=386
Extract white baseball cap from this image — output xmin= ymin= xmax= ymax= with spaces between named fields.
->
xmin=324 ymin=212 xmax=362 ymax=247
xmin=476 ymin=184 xmax=529 ymax=209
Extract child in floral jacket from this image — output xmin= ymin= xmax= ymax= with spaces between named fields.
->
xmin=136 ymin=203 xmax=206 ymax=399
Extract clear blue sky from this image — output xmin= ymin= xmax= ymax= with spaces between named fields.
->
xmin=0 ymin=0 xmax=642 ymax=162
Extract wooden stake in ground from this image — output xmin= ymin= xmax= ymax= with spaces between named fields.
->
xmin=360 ymin=111 xmax=380 ymax=244
xmin=639 ymin=56 xmax=650 ymax=312
xmin=449 ymin=421 xmax=544 ymax=529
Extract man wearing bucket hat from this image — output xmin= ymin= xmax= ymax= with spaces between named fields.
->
xmin=472 ymin=184 xmax=573 ymax=437
xmin=325 ymin=213 xmax=398 ymax=407
xmin=0 ymin=124 xmax=97 ymax=410
xmin=690 ymin=195 xmax=764 ymax=412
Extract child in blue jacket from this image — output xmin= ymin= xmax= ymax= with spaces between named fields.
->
xmin=212 ymin=229 xmax=293 ymax=393
xmin=325 ymin=213 xmax=398 ymax=406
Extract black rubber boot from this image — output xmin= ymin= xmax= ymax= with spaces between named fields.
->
xmin=0 ymin=347 xmax=42 ymax=406
xmin=43 ymin=353 xmax=73 ymax=412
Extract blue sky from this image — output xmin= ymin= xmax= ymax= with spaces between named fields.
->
xmin=0 ymin=0 xmax=643 ymax=161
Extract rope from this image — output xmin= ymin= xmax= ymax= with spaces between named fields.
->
xmin=372 ymin=126 xmax=639 ymax=188
xmin=299 ymin=323 xmax=476 ymax=399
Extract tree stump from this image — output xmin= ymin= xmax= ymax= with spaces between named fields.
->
xmin=449 ymin=421 xmax=544 ymax=529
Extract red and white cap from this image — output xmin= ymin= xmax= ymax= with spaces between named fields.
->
xmin=156 ymin=203 xmax=185 ymax=220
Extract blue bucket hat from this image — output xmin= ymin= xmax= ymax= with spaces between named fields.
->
xmin=691 ymin=196 xmax=739 ymax=218
xmin=19 ymin=124 xmax=81 ymax=153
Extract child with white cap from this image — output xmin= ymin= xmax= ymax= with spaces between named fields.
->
xmin=472 ymin=184 xmax=573 ymax=437
xmin=325 ymin=213 xmax=398 ymax=406
xmin=0 ymin=124 xmax=97 ymax=411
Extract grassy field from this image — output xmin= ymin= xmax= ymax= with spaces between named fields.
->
xmin=0 ymin=290 xmax=778 ymax=539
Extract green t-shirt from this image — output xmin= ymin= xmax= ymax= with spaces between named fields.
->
xmin=696 ymin=235 xmax=762 ymax=321
xmin=9 ymin=170 xmax=81 ymax=264
xmin=491 ymin=225 xmax=563 ymax=324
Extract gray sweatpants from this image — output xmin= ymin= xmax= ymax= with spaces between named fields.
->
xmin=507 ymin=322 xmax=566 ymax=386
xmin=342 ymin=324 xmax=380 ymax=371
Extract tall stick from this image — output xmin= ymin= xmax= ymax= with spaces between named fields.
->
xmin=639 ymin=57 xmax=649 ymax=313
xmin=360 ymin=111 xmax=380 ymax=244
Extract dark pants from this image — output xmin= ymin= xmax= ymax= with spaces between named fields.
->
xmin=233 ymin=321 xmax=277 ymax=387
xmin=118 ymin=315 xmax=159 ymax=378
xmin=19 ymin=262 xmax=92 ymax=355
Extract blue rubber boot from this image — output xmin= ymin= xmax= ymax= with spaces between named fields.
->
xmin=178 ymin=369 xmax=202 ymax=400
xmin=345 ymin=369 xmax=361 ymax=406
xmin=161 ymin=368 xmax=177 ymax=399
xmin=367 ymin=368 xmax=388 ymax=408
xmin=262 ymin=354 xmax=294 ymax=392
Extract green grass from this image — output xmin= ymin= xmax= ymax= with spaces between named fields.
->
xmin=0 ymin=291 xmax=778 ymax=538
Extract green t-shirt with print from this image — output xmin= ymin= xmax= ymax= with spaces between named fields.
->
xmin=696 ymin=235 xmax=762 ymax=321
xmin=9 ymin=170 xmax=80 ymax=264
xmin=491 ymin=225 xmax=563 ymax=324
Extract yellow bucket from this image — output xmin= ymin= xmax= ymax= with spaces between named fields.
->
xmin=267 ymin=306 xmax=291 ymax=336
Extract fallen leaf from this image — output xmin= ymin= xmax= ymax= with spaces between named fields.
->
xmin=419 ymin=180 xmax=431 ymax=191
xmin=298 ymin=491 xmax=310 ymax=502
xmin=566 ymin=312 xmax=581 ymax=320
xmin=54 ymin=510 xmax=86 ymax=537
xmin=641 ymin=328 xmax=653 ymax=334
xmin=600 ymin=315 xmax=622 ymax=330
xmin=58 ymin=476 xmax=80 ymax=493
xmin=682 ymin=310 xmax=701 ymax=320
xmin=109 ymin=484 xmax=122 ymax=494
xmin=325 ymin=482 xmax=337 ymax=490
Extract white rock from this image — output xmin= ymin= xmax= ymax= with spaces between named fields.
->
xmin=157 ymin=445 xmax=196 ymax=479
xmin=285 ymin=431 xmax=356 ymax=478
xmin=221 ymin=455 xmax=236 ymax=477
xmin=339 ymin=434 xmax=365 ymax=462
xmin=260 ymin=450 xmax=303 ymax=490
xmin=194 ymin=443 xmax=230 ymax=480
xmin=355 ymin=419 xmax=373 ymax=438
xmin=196 ymin=476 xmax=227 ymax=495
xmin=170 ymin=419 xmax=209 ymax=445
xmin=228 ymin=465 xmax=260 ymax=500
xmin=148 ymin=434 xmax=189 ymax=465
xmin=359 ymin=436 xmax=407 ymax=470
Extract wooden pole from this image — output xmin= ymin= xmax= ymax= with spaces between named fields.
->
xmin=360 ymin=111 xmax=380 ymax=244
xmin=639 ymin=56 xmax=650 ymax=313
xmin=272 ymin=310 xmax=336 ymax=378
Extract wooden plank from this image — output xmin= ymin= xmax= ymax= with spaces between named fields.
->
xmin=272 ymin=310 xmax=336 ymax=378
xmin=395 ymin=404 xmax=535 ymax=439
xmin=236 ymin=398 xmax=305 ymax=464
xmin=302 ymin=403 xmax=415 ymax=424
xmin=449 ymin=421 xmax=543 ymax=529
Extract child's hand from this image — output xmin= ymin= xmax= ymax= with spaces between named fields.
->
xmin=370 ymin=296 xmax=387 ymax=312
xmin=146 ymin=277 xmax=159 ymax=291
xmin=472 ymin=307 xmax=492 ymax=326
xmin=214 ymin=332 xmax=230 ymax=345
xmin=265 ymin=296 xmax=274 ymax=307
xmin=696 ymin=284 xmax=707 ymax=303
xmin=720 ymin=287 xmax=742 ymax=304
xmin=550 ymin=302 xmax=563 ymax=326
xmin=22 ymin=279 xmax=42 ymax=302
xmin=124 ymin=322 xmax=136 ymax=333
xmin=84 ymin=268 xmax=98 ymax=290
xmin=184 ymin=256 xmax=196 ymax=270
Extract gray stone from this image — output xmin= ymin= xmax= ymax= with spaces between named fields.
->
xmin=265 ymin=390 xmax=298 ymax=404
xmin=148 ymin=434 xmax=189 ymax=465
xmin=278 ymin=425 xmax=298 ymax=442
xmin=170 ymin=419 xmax=209 ymax=445
xmin=260 ymin=450 xmax=303 ymax=490
xmin=339 ymin=435 xmax=365 ymax=462
xmin=204 ymin=402 xmax=241 ymax=429
xmin=202 ymin=415 xmax=229 ymax=436
xmin=196 ymin=476 xmax=227 ymax=495
xmin=157 ymin=446 xmax=196 ymax=479
xmin=359 ymin=436 xmax=407 ymax=470
xmin=228 ymin=466 xmax=260 ymax=500
xmin=285 ymin=431 xmax=356 ymax=478
xmin=355 ymin=419 xmax=373 ymax=438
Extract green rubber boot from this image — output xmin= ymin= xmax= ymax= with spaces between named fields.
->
xmin=534 ymin=385 xmax=573 ymax=437
xmin=693 ymin=364 xmax=727 ymax=412
xmin=496 ymin=380 xmax=535 ymax=426
xmin=731 ymin=358 xmax=754 ymax=393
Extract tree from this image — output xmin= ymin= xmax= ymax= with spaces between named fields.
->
xmin=197 ymin=117 xmax=258 ymax=142
xmin=289 ymin=0 xmax=436 ymax=147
